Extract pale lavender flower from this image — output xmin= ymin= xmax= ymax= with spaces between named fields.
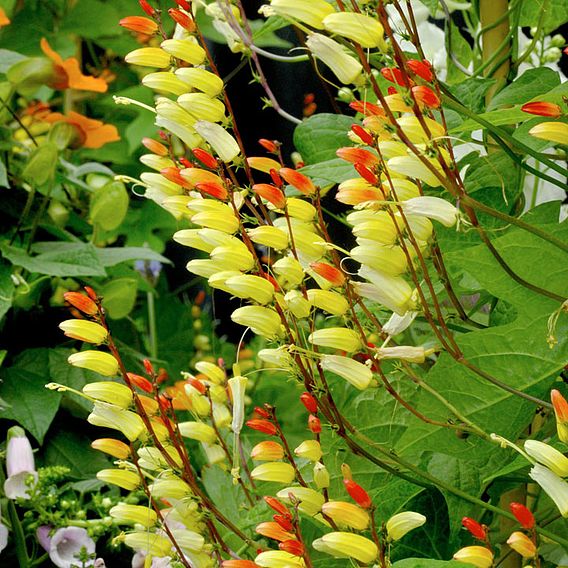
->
xmin=3 ymin=426 xmax=38 ymax=500
xmin=49 ymin=527 xmax=95 ymax=568
xmin=132 ymin=551 xmax=172 ymax=568
xmin=37 ymin=525 xmax=52 ymax=552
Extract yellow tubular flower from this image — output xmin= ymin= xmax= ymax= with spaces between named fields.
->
xmin=251 ymin=441 xmax=285 ymax=461
xmin=375 ymin=345 xmax=427 ymax=363
xmin=525 ymin=440 xmax=568 ymax=478
xmin=68 ymin=350 xmax=119 ymax=376
xmin=210 ymin=244 xmax=256 ymax=272
xmin=507 ymin=531 xmax=537 ymax=558
xmin=173 ymin=229 xmax=216 ymax=252
xmin=378 ymin=141 xmax=409 ymax=160
xmin=397 ymin=213 xmax=434 ymax=241
xmin=306 ymin=289 xmax=349 ymax=316
xmin=320 ymin=354 xmax=373 ymax=390
xmin=59 ymin=320 xmax=108 ymax=344
xmin=123 ymin=531 xmax=172 ymax=557
xmin=195 ymin=361 xmax=226 ymax=384
xmin=321 ymin=501 xmax=370 ymax=530
xmin=91 ymin=438 xmax=130 ymax=459
xmin=149 ymin=476 xmax=193 ymax=500
xmin=273 ymin=256 xmax=305 ymax=288
xmin=529 ymin=121 xmax=568 ymax=145
xmin=191 ymin=210 xmax=240 ymax=233
xmin=141 ymin=72 xmax=189 ymax=96
xmin=350 ymin=245 xmax=407 ymax=276
xmin=177 ymin=93 xmax=226 ymax=123
xmin=224 ymin=274 xmax=275 ymax=304
xmin=96 ymin=468 xmax=140 ymax=490
xmin=160 ymin=39 xmax=206 ymax=65
xmin=313 ymin=462 xmax=330 ymax=489
xmin=110 ymin=503 xmax=157 ymax=527
xmin=397 ymin=116 xmax=446 ymax=144
xmin=323 ymin=12 xmax=386 ymax=50
xmin=294 ymin=440 xmax=322 ymax=462
xmin=168 ymin=529 xmax=205 ymax=555
xmin=351 ymin=217 xmax=398 ymax=245
xmin=386 ymin=511 xmax=427 ymax=541
xmin=388 ymin=155 xmax=444 ymax=187
xmin=186 ymin=259 xmax=228 ymax=278
xmin=88 ymin=402 xmax=145 ymax=441
xmin=231 ymin=306 xmax=283 ymax=338
xmin=312 ymin=532 xmax=378 ymax=564
xmin=357 ymin=266 xmax=414 ymax=315
xmin=83 ymin=381 xmax=133 ymax=408
xmin=401 ymin=196 xmax=458 ymax=227
xmin=385 ymin=178 xmax=421 ymax=201
xmin=258 ymin=347 xmax=294 ymax=368
xmin=175 ymin=67 xmax=224 ymax=97
xmin=178 ymin=421 xmax=218 ymax=444
xmin=255 ymin=550 xmax=306 ymax=567
xmin=276 ymin=486 xmax=325 ymax=516
xmin=139 ymin=154 xmax=175 ymax=172
xmin=305 ymin=33 xmax=363 ymax=85
xmin=208 ymin=271 xmax=243 ymax=293
xmin=125 ymin=47 xmax=171 ymax=68
xmin=250 ymin=462 xmax=296 ymax=483
xmin=141 ymin=172 xmax=182 ymax=195
xmin=247 ymin=225 xmax=289 ymax=250
xmin=285 ymin=198 xmax=317 ymax=221
xmin=261 ymin=0 xmax=334 ymax=29
xmin=453 ymin=546 xmax=494 ymax=568
xmin=284 ymin=290 xmax=312 ymax=319
xmin=309 ymin=328 xmax=361 ymax=352
xmin=194 ymin=120 xmax=240 ymax=162
xmin=247 ymin=156 xmax=282 ymax=173
xmin=228 ymin=375 xmax=247 ymax=434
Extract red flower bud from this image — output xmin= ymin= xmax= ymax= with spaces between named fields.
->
xmin=143 ymin=358 xmax=155 ymax=375
xmin=300 ymin=392 xmax=318 ymax=413
xmin=168 ymin=8 xmax=195 ymax=31
xmin=63 ymin=292 xmax=99 ymax=316
xmin=84 ymin=286 xmax=98 ymax=301
xmin=254 ymin=406 xmax=271 ymax=419
xmin=461 ymin=517 xmax=487 ymax=540
xmin=273 ymin=514 xmax=293 ymax=531
xmin=119 ymin=16 xmax=158 ymax=35
xmin=279 ymin=167 xmax=316 ymax=196
xmin=309 ymin=262 xmax=346 ymax=287
xmin=343 ymin=479 xmax=372 ymax=508
xmin=349 ymin=100 xmax=385 ymax=117
xmin=195 ymin=181 xmax=228 ymax=200
xmin=127 ymin=373 xmax=154 ymax=393
xmin=175 ymin=0 xmax=192 ymax=10
xmin=279 ymin=540 xmax=304 ymax=556
xmin=380 ymin=67 xmax=408 ymax=86
xmin=521 ymin=102 xmax=562 ymax=118
xmin=246 ymin=419 xmax=277 ymax=435
xmin=406 ymin=59 xmax=434 ymax=82
xmin=351 ymin=124 xmax=374 ymax=145
xmin=264 ymin=496 xmax=291 ymax=517
xmin=354 ymin=162 xmax=378 ymax=185
xmin=308 ymin=414 xmax=321 ymax=434
xmin=510 ymin=502 xmax=535 ymax=529
xmin=179 ymin=157 xmax=193 ymax=168
xmin=269 ymin=168 xmax=283 ymax=188
xmin=412 ymin=85 xmax=440 ymax=108
xmin=156 ymin=368 xmax=168 ymax=384
xmin=193 ymin=148 xmax=218 ymax=169
xmin=387 ymin=86 xmax=397 ymax=95
xmin=139 ymin=0 xmax=155 ymax=16
xmin=252 ymin=183 xmax=286 ymax=209
xmin=185 ymin=377 xmax=207 ymax=394
xmin=259 ymin=138 xmax=278 ymax=153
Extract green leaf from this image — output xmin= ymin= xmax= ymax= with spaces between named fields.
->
xmin=0 ymin=259 xmax=14 ymax=321
xmin=90 ymin=180 xmax=129 ymax=232
xmin=294 ymin=114 xmax=355 ymax=165
xmin=250 ymin=18 xmax=293 ymax=49
xmin=60 ymin=0 xmax=121 ymax=39
xmin=300 ymin=159 xmax=357 ymax=187
xmin=451 ymin=107 xmax=527 ymax=133
xmin=519 ymin=0 xmax=568 ymax=34
xmin=99 ymin=277 xmax=138 ymax=319
xmin=0 ymin=49 xmax=27 ymax=73
xmin=448 ymin=78 xmax=496 ymax=114
xmin=487 ymin=67 xmax=561 ymax=111
xmin=445 ymin=21 xmax=472 ymax=84
xmin=42 ymin=429 xmax=110 ymax=479
xmin=95 ymin=247 xmax=171 ymax=268
xmin=0 ymin=242 xmax=107 ymax=277
xmin=0 ymin=367 xmax=61 ymax=443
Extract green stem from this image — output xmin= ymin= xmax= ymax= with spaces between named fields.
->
xmin=146 ymin=291 xmax=157 ymax=359
xmin=7 ymin=500 xmax=30 ymax=568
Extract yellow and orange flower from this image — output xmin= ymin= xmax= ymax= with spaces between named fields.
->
xmin=40 ymin=38 xmax=108 ymax=92
xmin=43 ymin=111 xmax=119 ymax=149
xmin=0 ymin=8 xmax=11 ymax=28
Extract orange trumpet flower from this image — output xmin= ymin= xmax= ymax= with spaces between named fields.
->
xmin=43 ymin=111 xmax=119 ymax=148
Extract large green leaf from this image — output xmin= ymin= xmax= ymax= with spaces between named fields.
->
xmin=0 ymin=242 xmax=107 ymax=277
xmin=300 ymin=159 xmax=357 ymax=187
xmin=294 ymin=114 xmax=355 ymax=165
xmin=519 ymin=0 xmax=568 ymax=33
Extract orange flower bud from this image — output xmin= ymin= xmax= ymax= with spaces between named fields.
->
xmin=354 ymin=163 xmax=378 ymax=185
xmin=139 ymin=0 xmax=155 ymax=16
xmin=509 ymin=502 xmax=535 ymax=529
xmin=253 ymin=183 xmax=286 ymax=209
xmin=310 ymin=262 xmax=345 ymax=287
xmin=195 ymin=181 xmax=228 ymax=200
xmin=161 ymin=167 xmax=191 ymax=188
xmin=300 ymin=392 xmax=318 ymax=413
xmin=336 ymin=147 xmax=379 ymax=167
xmin=350 ymin=100 xmax=385 ymax=117
xmin=552 ymin=389 xmax=568 ymax=443
xmin=143 ymin=358 xmax=155 ymax=375
xmin=127 ymin=373 xmax=154 ymax=393
xmin=193 ymin=148 xmax=218 ymax=169
xmin=175 ymin=0 xmax=191 ymax=10
xmin=279 ymin=167 xmax=316 ymax=196
xmin=343 ymin=479 xmax=372 ymax=508
xmin=247 ymin=156 xmax=282 ymax=174
xmin=256 ymin=522 xmax=295 ymax=542
xmin=91 ymin=438 xmax=131 ymax=459
xmin=142 ymin=137 xmax=168 ymax=156
xmin=406 ymin=59 xmax=433 ymax=82
xmin=259 ymin=138 xmax=278 ymax=153
xmin=269 ymin=168 xmax=283 ymax=187
xmin=279 ymin=540 xmax=304 ymax=556
xmin=119 ymin=16 xmax=158 ymax=35
xmin=381 ymin=67 xmax=408 ymax=86
xmin=462 ymin=517 xmax=487 ymax=540
xmin=273 ymin=514 xmax=293 ymax=531
xmin=63 ymin=291 xmax=98 ymax=316
xmin=264 ymin=496 xmax=291 ymax=517
xmin=308 ymin=414 xmax=321 ymax=434
xmin=521 ymin=102 xmax=562 ymax=118
xmin=351 ymin=124 xmax=374 ymax=145
xmin=246 ymin=419 xmax=277 ymax=435
xmin=168 ymin=8 xmax=195 ymax=31
xmin=412 ymin=85 xmax=440 ymax=108
xmin=251 ymin=441 xmax=285 ymax=461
